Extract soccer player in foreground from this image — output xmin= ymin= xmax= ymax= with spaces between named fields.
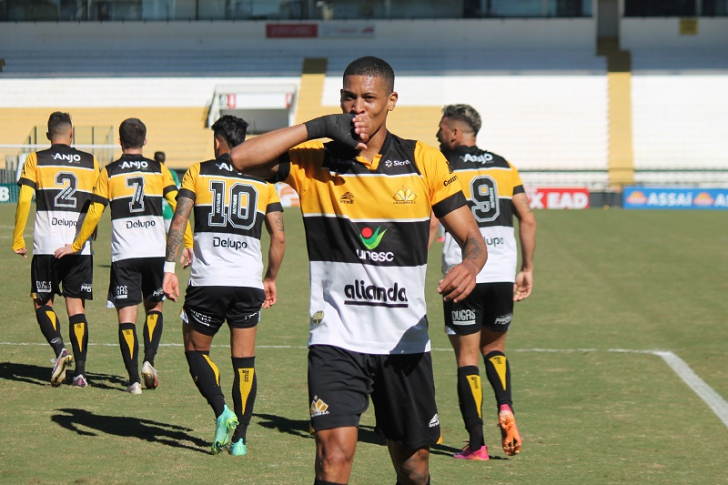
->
xmin=56 ymin=118 xmax=190 ymax=394
xmin=13 ymin=112 xmax=100 ymax=388
xmin=432 ymin=104 xmax=536 ymax=459
xmin=163 ymin=115 xmax=286 ymax=456
xmin=228 ymin=56 xmax=487 ymax=485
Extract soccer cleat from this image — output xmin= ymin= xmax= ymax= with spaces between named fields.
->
xmin=125 ymin=382 xmax=142 ymax=395
xmin=141 ymin=361 xmax=159 ymax=390
xmin=51 ymin=348 xmax=73 ymax=387
xmin=498 ymin=406 xmax=522 ymax=456
xmin=72 ymin=375 xmax=88 ymax=388
xmin=211 ymin=405 xmax=239 ymax=455
xmin=453 ymin=443 xmax=490 ymax=461
xmin=229 ymin=439 xmax=247 ymax=457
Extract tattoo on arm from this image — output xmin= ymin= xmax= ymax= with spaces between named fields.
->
xmin=271 ymin=211 xmax=284 ymax=233
xmin=462 ymin=236 xmax=484 ymax=264
xmin=166 ymin=197 xmax=193 ymax=261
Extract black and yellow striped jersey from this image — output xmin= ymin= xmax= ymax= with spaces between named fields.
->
xmin=276 ymin=134 xmax=466 ymax=354
xmin=91 ymin=154 xmax=178 ymax=262
xmin=178 ymin=153 xmax=282 ymax=288
xmin=441 ymin=145 xmax=525 ymax=283
xmin=16 ymin=144 xmax=99 ymax=255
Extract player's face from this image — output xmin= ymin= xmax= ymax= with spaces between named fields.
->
xmin=437 ymin=117 xmax=456 ymax=152
xmin=340 ymin=75 xmax=397 ymax=140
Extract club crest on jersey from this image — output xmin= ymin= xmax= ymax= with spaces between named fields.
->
xmin=52 ymin=153 xmax=82 ymax=163
xmin=310 ymin=396 xmax=330 ymax=417
xmin=312 ymin=310 xmax=325 ymax=325
xmin=120 ymin=160 xmax=149 ymax=170
xmin=393 ymin=186 xmax=417 ymax=204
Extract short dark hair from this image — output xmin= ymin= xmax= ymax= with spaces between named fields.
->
xmin=154 ymin=151 xmax=165 ymax=163
xmin=343 ymin=56 xmax=395 ymax=94
xmin=211 ymin=115 xmax=249 ymax=148
xmin=442 ymin=104 xmax=482 ymax=135
xmin=47 ymin=111 xmax=72 ymax=138
xmin=119 ymin=118 xmax=146 ymax=149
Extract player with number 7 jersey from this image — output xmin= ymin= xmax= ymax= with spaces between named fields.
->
xmin=56 ymin=118 xmax=192 ymax=394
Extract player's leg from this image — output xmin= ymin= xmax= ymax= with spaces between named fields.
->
xmin=31 ymin=255 xmax=72 ymax=385
xmin=181 ymin=288 xmax=237 ymax=454
xmin=140 ymin=257 xmax=165 ymax=389
xmin=444 ymin=286 xmax=489 ymax=459
xmin=309 ymin=345 xmax=369 ymax=484
xmin=227 ymin=288 xmax=265 ymax=455
xmin=372 ymin=352 xmax=440 ymax=484
xmin=481 ymin=282 xmax=521 ymax=456
xmin=61 ymin=254 xmax=93 ymax=387
xmin=109 ymin=260 xmax=143 ymax=393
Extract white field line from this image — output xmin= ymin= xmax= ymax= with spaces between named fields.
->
xmin=2 ymin=342 xmax=726 ymax=428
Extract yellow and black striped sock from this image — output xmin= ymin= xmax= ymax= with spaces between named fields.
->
xmin=231 ymin=356 xmax=257 ymax=444
xmin=68 ymin=313 xmax=88 ymax=376
xmin=457 ymin=365 xmax=484 ymax=449
xmin=185 ymin=350 xmax=226 ymax=417
xmin=484 ymin=350 xmax=513 ymax=412
xmin=143 ymin=311 xmax=163 ymax=366
xmin=118 ymin=322 xmax=140 ymax=384
xmin=36 ymin=305 xmax=65 ymax=356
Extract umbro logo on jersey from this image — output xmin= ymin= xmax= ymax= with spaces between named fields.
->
xmin=393 ymin=186 xmax=417 ymax=204
xmin=310 ymin=396 xmax=330 ymax=417
xmin=384 ymin=159 xmax=411 ymax=168
xmin=429 ymin=414 xmax=440 ymax=428
xmin=462 ymin=153 xmax=494 ymax=164
xmin=52 ymin=153 xmax=82 ymax=163
xmin=340 ymin=192 xmax=354 ymax=204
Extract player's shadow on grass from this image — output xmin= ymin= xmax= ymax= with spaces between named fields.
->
xmin=254 ymin=412 xmax=387 ymax=446
xmin=52 ymin=408 xmax=209 ymax=453
xmin=0 ymin=361 xmax=126 ymax=390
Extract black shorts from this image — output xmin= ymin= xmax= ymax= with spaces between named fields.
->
xmin=444 ymin=282 xmax=514 ymax=336
xmin=30 ymin=254 xmax=93 ymax=303
xmin=182 ymin=285 xmax=265 ymax=336
xmin=107 ymin=257 xmax=165 ymax=308
xmin=307 ymin=345 xmax=441 ymax=450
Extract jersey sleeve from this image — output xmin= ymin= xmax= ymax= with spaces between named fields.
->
xmin=12 ymin=184 xmax=34 ymax=250
xmin=161 ymin=164 xmax=178 ymax=198
xmin=17 ymin=152 xmax=38 ymax=188
xmin=278 ymin=141 xmax=326 ymax=196
xmin=177 ymin=163 xmax=199 ymax=202
xmin=414 ymin=141 xmax=467 ymax=218
xmin=91 ymin=167 xmax=110 ymax=206
xmin=509 ymin=162 xmax=525 ymax=195
xmin=265 ymin=182 xmax=283 ymax=213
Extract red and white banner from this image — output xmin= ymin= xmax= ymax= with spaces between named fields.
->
xmin=527 ymin=187 xmax=590 ymax=209
xmin=266 ymin=23 xmax=318 ymax=38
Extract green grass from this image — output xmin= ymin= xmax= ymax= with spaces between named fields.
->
xmin=1 ymin=205 xmax=727 ymax=484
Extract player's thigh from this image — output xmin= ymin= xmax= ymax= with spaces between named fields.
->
xmin=30 ymin=254 xmax=60 ymax=303
xmin=443 ymin=283 xmax=489 ymax=337
xmin=370 ymin=352 xmax=441 ymax=450
xmin=58 ymin=255 xmax=93 ymax=301
xmin=308 ymin=345 xmax=372 ymax=432
xmin=108 ymin=259 xmax=143 ymax=308
xmin=481 ymin=282 xmax=515 ymax=333
xmin=182 ymin=286 xmax=228 ymax=339
xmin=140 ymin=257 xmax=165 ymax=303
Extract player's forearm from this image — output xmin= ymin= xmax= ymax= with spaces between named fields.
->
xmin=166 ymin=197 xmax=193 ymax=262
xmin=518 ymin=218 xmax=536 ymax=272
xmin=460 ymin=230 xmax=488 ymax=275
xmin=12 ymin=186 xmax=33 ymax=250
xmin=230 ymin=124 xmax=307 ymax=174
xmin=71 ymin=201 xmax=104 ymax=252
xmin=266 ymin=235 xmax=286 ymax=280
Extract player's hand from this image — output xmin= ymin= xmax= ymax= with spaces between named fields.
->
xmin=437 ymin=260 xmax=479 ymax=303
xmin=262 ymin=278 xmax=277 ymax=309
xmin=352 ymin=113 xmax=371 ymax=145
xmin=180 ymin=248 xmax=194 ymax=269
xmin=304 ymin=114 xmax=367 ymax=151
xmin=54 ymin=244 xmax=76 ymax=259
xmin=163 ymin=272 xmax=180 ymax=302
xmin=513 ymin=270 xmax=533 ymax=302
xmin=14 ymin=247 xmax=28 ymax=259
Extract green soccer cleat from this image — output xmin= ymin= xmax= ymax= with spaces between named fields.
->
xmin=211 ymin=405 xmax=238 ymax=455
xmin=229 ymin=439 xmax=247 ymax=457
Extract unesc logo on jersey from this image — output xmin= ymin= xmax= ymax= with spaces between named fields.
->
xmin=357 ymin=226 xmax=394 ymax=262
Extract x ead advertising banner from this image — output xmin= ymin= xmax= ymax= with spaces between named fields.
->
xmin=526 ymin=187 xmax=590 ymax=210
xmin=623 ymin=187 xmax=728 ymax=210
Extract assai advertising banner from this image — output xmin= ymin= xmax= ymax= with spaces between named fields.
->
xmin=623 ymin=187 xmax=728 ymax=210
xmin=526 ymin=187 xmax=590 ymax=210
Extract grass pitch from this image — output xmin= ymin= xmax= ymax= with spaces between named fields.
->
xmin=0 ymin=204 xmax=727 ymax=484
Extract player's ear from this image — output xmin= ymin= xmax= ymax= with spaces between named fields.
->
xmin=387 ymin=91 xmax=398 ymax=111
xmin=46 ymin=132 xmax=52 ymax=141
xmin=143 ymin=138 xmax=148 ymax=147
